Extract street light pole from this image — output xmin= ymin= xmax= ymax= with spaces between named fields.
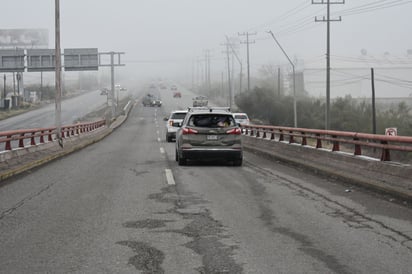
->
xmin=55 ymin=0 xmax=63 ymax=147
xmin=267 ymin=30 xmax=297 ymax=128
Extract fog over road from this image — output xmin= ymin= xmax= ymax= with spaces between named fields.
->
xmin=0 ymin=86 xmax=411 ymax=273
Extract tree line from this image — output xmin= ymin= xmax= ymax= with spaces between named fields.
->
xmin=234 ymin=86 xmax=412 ymax=136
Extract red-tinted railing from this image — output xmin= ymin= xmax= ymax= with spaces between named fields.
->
xmin=241 ymin=124 xmax=412 ymax=161
xmin=0 ymin=120 xmax=106 ymax=152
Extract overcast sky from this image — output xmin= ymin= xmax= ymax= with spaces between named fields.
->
xmin=2 ymin=0 xmax=412 ymax=88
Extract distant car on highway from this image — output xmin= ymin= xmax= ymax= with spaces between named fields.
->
xmin=164 ymin=110 xmax=188 ymax=142
xmin=175 ymin=107 xmax=242 ymax=166
xmin=171 ymin=85 xmax=177 ymax=91
xmin=173 ymin=91 xmax=182 ymax=98
xmin=100 ymin=88 xmax=109 ymax=95
xmin=232 ymin=113 xmax=250 ymax=126
xmin=142 ymin=94 xmax=162 ymax=107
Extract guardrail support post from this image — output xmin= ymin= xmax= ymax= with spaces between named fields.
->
xmin=19 ymin=133 xmax=25 ymax=148
xmin=5 ymin=136 xmax=12 ymax=150
xmin=301 ymin=132 xmax=307 ymax=146
xmin=279 ymin=130 xmax=284 ymax=142
xmin=354 ymin=138 xmax=361 ymax=155
xmin=289 ymin=131 xmax=294 ymax=144
xmin=316 ymin=134 xmax=322 ymax=148
xmin=380 ymin=141 xmax=391 ymax=161
xmin=48 ymin=130 xmax=53 ymax=142
xmin=40 ymin=131 xmax=45 ymax=144
xmin=31 ymin=132 xmax=36 ymax=146
xmin=332 ymin=136 xmax=340 ymax=152
xmin=270 ymin=129 xmax=275 ymax=140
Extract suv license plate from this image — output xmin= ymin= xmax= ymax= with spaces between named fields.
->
xmin=207 ymin=135 xmax=218 ymax=140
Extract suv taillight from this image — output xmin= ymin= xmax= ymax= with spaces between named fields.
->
xmin=169 ymin=120 xmax=173 ymax=126
xmin=182 ymin=127 xmax=198 ymax=135
xmin=226 ymin=128 xmax=241 ymax=135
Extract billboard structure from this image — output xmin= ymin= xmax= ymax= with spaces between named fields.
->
xmin=27 ymin=49 xmax=55 ymax=72
xmin=0 ymin=29 xmax=49 ymax=49
xmin=64 ymin=48 xmax=98 ymax=71
xmin=0 ymin=49 xmax=25 ymax=72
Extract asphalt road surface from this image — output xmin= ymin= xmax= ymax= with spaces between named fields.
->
xmin=0 ymin=85 xmax=411 ymax=273
xmin=0 ymin=89 xmax=131 ymax=132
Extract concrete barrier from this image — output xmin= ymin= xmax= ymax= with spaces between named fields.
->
xmin=242 ymin=135 xmax=412 ymax=202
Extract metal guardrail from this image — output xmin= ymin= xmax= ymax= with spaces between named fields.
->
xmin=0 ymin=120 xmax=106 ymax=152
xmin=241 ymin=124 xmax=412 ymax=162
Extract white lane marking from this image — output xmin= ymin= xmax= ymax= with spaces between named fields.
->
xmin=156 ymin=130 xmax=160 ymax=136
xmin=157 ymin=138 xmax=161 ymax=142
xmin=160 ymin=147 xmax=165 ymax=154
xmin=165 ymin=169 xmax=176 ymax=185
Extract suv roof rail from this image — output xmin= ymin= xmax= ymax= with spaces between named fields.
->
xmin=187 ymin=106 xmax=231 ymax=113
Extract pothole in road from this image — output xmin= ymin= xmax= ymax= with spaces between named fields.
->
xmin=166 ymin=209 xmax=243 ymax=274
xmin=153 ymin=186 xmax=243 ymax=273
xmin=122 ymin=219 xmax=173 ymax=229
xmin=119 ymin=186 xmax=244 ymax=273
xmin=116 ymin=241 xmax=165 ymax=274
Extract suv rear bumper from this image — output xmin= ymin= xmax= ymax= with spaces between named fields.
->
xmin=180 ymin=148 xmax=242 ymax=160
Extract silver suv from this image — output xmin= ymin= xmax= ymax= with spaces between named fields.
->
xmin=175 ymin=107 xmax=243 ymax=166
xmin=165 ymin=110 xmax=188 ymax=142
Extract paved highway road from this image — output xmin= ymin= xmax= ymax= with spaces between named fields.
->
xmin=0 ymin=89 xmax=131 ymax=131
xmin=0 ymin=85 xmax=411 ymax=273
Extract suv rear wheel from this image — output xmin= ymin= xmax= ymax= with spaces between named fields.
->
xmin=233 ymin=158 xmax=242 ymax=166
xmin=177 ymin=152 xmax=186 ymax=166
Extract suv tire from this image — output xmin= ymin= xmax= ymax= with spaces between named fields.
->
xmin=233 ymin=158 xmax=242 ymax=166
xmin=178 ymin=153 xmax=186 ymax=166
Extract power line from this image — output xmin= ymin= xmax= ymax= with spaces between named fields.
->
xmin=246 ymin=0 xmax=310 ymax=32
xmin=334 ymin=0 xmax=412 ymax=17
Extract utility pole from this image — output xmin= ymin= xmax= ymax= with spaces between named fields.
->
xmin=312 ymin=0 xmax=344 ymax=130
xmin=2 ymin=74 xmax=5 ymax=107
xmin=40 ymin=71 xmax=43 ymax=101
xmin=225 ymin=35 xmax=243 ymax=95
xmin=222 ymin=42 xmax=232 ymax=108
xmin=204 ymin=49 xmax=212 ymax=91
xmin=238 ymin=32 xmax=256 ymax=92
xmin=278 ymin=67 xmax=281 ymax=97
xmin=13 ymin=72 xmax=16 ymax=95
xmin=226 ymin=43 xmax=232 ymax=108
xmin=191 ymin=59 xmax=195 ymax=91
xmin=55 ymin=0 xmax=63 ymax=147
xmin=371 ymin=68 xmax=376 ymax=135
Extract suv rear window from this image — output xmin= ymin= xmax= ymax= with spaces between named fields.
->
xmin=189 ymin=114 xmax=236 ymax=128
xmin=171 ymin=113 xmax=187 ymax=119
